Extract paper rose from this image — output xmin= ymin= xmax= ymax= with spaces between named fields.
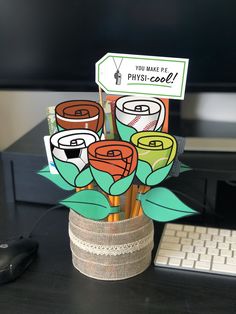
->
xmin=51 ymin=129 xmax=99 ymax=187
xmin=88 ymin=140 xmax=138 ymax=195
xmin=55 ymin=100 xmax=104 ymax=137
xmin=131 ymin=131 xmax=177 ymax=186
xmin=115 ymin=96 xmax=165 ymax=141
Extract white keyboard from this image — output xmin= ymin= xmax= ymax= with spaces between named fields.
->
xmin=154 ymin=223 xmax=236 ymax=276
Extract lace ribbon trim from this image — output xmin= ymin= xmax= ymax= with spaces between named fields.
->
xmin=69 ymin=228 xmax=154 ymax=256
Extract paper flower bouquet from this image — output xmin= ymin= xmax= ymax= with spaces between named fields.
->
xmin=39 ymin=96 xmax=196 ymax=280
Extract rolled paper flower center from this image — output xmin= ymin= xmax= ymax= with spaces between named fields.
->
xmin=123 ymin=102 xmax=151 ymax=115
xmin=62 ymin=105 xmax=98 ymax=120
xmin=88 ymin=141 xmax=137 ymax=181
xmin=58 ymin=135 xmax=86 ymax=149
xmin=107 ymin=150 xmax=122 ymax=158
xmin=137 ymin=136 xmax=172 ymax=151
xmin=74 ymin=109 xmax=90 ymax=118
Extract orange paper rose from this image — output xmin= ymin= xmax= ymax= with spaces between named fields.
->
xmin=88 ymin=140 xmax=137 ymax=195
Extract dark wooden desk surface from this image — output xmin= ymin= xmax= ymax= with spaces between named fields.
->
xmin=0 ymin=197 xmax=236 ymax=314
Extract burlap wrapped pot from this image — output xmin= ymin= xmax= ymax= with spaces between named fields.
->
xmin=69 ymin=210 xmax=154 ymax=280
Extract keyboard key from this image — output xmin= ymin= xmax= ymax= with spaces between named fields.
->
xmin=160 ymin=242 xmax=181 ymax=251
xmin=231 ymin=243 xmax=236 ymax=250
xmin=207 ymin=228 xmax=219 ymax=235
xmin=227 ymin=257 xmax=236 ymax=265
xmin=164 ymin=229 xmax=176 ymax=236
xmin=193 ymin=240 xmax=204 ymax=246
xmin=200 ymin=233 xmax=212 ymax=241
xmin=187 ymin=253 xmax=199 ymax=261
xmin=213 ymin=256 xmax=225 ymax=264
xmin=195 ymin=261 xmax=211 ymax=270
xmin=218 ymin=242 xmax=229 ymax=250
xmin=220 ymin=249 xmax=232 ymax=257
xmin=167 ymin=224 xmax=183 ymax=231
xmin=155 ymin=256 xmax=168 ymax=265
xmin=158 ymin=249 xmax=186 ymax=259
xmin=182 ymin=245 xmax=194 ymax=253
xmin=212 ymin=235 xmax=224 ymax=242
xmin=182 ymin=259 xmax=194 ymax=268
xmin=205 ymin=241 xmax=217 ymax=248
xmin=183 ymin=225 xmax=195 ymax=232
xmin=195 ymin=226 xmax=207 ymax=234
xmin=188 ymin=232 xmax=200 ymax=240
xmin=195 ymin=246 xmax=207 ymax=254
xmin=212 ymin=263 xmax=236 ymax=274
xmin=180 ymin=238 xmax=192 ymax=245
xmin=169 ymin=258 xmax=181 ymax=266
xmin=162 ymin=236 xmax=180 ymax=244
xmin=200 ymin=254 xmax=212 ymax=262
xmin=207 ymin=248 xmax=219 ymax=256
xmin=225 ymin=236 xmax=236 ymax=244
xmin=219 ymin=229 xmax=231 ymax=237
xmin=176 ymin=231 xmax=187 ymax=238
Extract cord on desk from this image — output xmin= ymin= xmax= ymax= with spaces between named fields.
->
xmin=0 ymin=204 xmax=64 ymax=242
xmin=27 ymin=204 xmax=64 ymax=238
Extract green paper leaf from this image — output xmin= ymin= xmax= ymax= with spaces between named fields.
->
xmin=136 ymin=160 xmax=173 ymax=186
xmin=109 ymin=171 xmax=135 ymax=195
xmin=75 ymin=167 xmax=93 ymax=188
xmin=116 ymin=120 xmax=137 ymax=141
xmin=146 ymin=162 xmax=173 ymax=186
xmin=60 ymin=190 xmax=119 ymax=220
xmin=140 ymin=187 xmax=197 ymax=222
xmin=90 ymin=166 xmax=114 ymax=194
xmin=38 ymin=166 xmax=74 ymax=190
xmin=53 ymin=157 xmax=79 ymax=187
xmin=180 ymin=163 xmax=192 ymax=173
xmin=136 ymin=160 xmax=152 ymax=184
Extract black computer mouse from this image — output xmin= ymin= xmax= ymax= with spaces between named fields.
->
xmin=0 ymin=237 xmax=38 ymax=284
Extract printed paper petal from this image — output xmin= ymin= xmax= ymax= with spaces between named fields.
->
xmin=116 ymin=120 xmax=136 ymax=141
xmin=146 ymin=162 xmax=173 ymax=186
xmin=75 ymin=167 xmax=93 ymax=188
xmin=109 ymin=171 xmax=136 ymax=195
xmin=54 ymin=157 xmax=79 ymax=187
xmin=90 ymin=166 xmax=114 ymax=194
xmin=136 ymin=160 xmax=152 ymax=184
xmin=38 ymin=166 xmax=74 ymax=190
xmin=60 ymin=190 xmax=119 ymax=220
xmin=140 ymin=187 xmax=197 ymax=222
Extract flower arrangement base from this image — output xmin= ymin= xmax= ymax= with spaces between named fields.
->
xmin=69 ymin=210 xmax=154 ymax=281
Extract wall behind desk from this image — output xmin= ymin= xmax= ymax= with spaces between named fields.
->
xmin=0 ymin=91 xmax=236 ymax=150
xmin=0 ymin=91 xmax=98 ymax=150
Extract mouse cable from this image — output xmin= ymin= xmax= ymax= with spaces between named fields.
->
xmin=27 ymin=204 xmax=64 ymax=238
xmin=0 ymin=204 xmax=64 ymax=242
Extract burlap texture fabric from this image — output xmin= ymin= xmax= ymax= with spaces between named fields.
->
xmin=69 ymin=210 xmax=154 ymax=281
